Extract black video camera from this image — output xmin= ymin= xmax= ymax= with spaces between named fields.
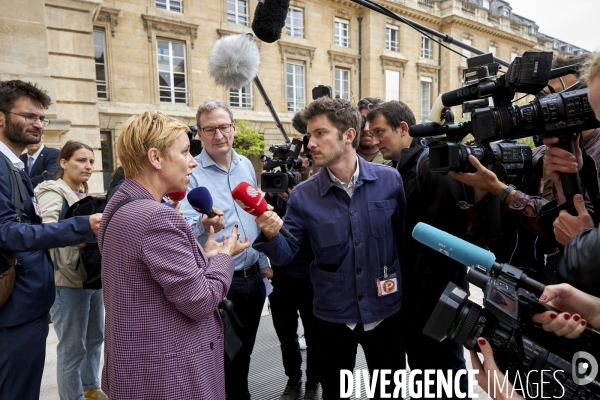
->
xmin=260 ymin=138 xmax=303 ymax=193
xmin=411 ymin=51 xmax=599 ymax=174
xmin=187 ymin=126 xmax=203 ymax=157
xmin=424 ymin=263 xmax=600 ymax=398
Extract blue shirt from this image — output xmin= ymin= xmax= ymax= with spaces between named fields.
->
xmin=254 ymin=156 xmax=407 ymax=324
xmin=180 ymin=149 xmax=268 ymax=271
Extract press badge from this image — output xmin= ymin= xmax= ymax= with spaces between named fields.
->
xmin=376 ymin=266 xmax=398 ymax=297
xmin=32 ymin=196 xmax=43 ymax=217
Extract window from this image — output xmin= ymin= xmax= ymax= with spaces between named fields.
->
xmin=100 ymin=131 xmax=114 ymax=191
xmin=230 ymin=83 xmax=253 ymax=108
xmin=287 ymin=62 xmax=305 ymax=112
xmin=488 ymin=46 xmax=496 ymax=57
xmin=155 ymin=0 xmax=181 ymax=12
xmin=501 ymin=7 xmax=510 ymax=16
xmin=421 ymin=36 xmax=432 ymax=59
xmin=227 ymin=0 xmax=248 ymax=26
xmin=157 ymin=40 xmax=187 ymax=104
xmin=529 ymin=25 xmax=537 ymax=35
xmin=553 ymin=41 xmax=560 ymax=49
xmin=93 ymin=31 xmax=108 ymax=100
xmin=511 ymin=52 xmax=518 ymax=62
xmin=334 ymin=18 xmax=349 ymax=47
xmin=386 ymin=25 xmax=398 ymax=52
xmin=420 ymin=78 xmax=432 ymax=122
xmin=481 ymin=0 xmax=490 ymax=9
xmin=462 ymin=38 xmax=472 ymax=59
xmin=335 ymin=68 xmax=350 ymax=100
xmin=286 ymin=7 xmax=304 ymax=38
xmin=385 ymin=70 xmax=400 ymax=101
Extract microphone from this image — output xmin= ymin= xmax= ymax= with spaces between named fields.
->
xmin=187 ymin=187 xmax=217 ymax=218
xmin=291 ymin=111 xmax=307 ymax=134
xmin=412 ymin=222 xmax=496 ymax=272
xmin=166 ymin=191 xmax=186 ymax=202
xmin=231 ymin=181 xmax=298 ymax=242
xmin=208 ymin=33 xmax=260 ymax=89
xmin=252 ymin=0 xmax=290 ymax=43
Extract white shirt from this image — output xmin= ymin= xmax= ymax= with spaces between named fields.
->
xmin=0 ymin=140 xmax=25 ymax=170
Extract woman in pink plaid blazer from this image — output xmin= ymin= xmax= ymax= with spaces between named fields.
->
xmin=99 ymin=112 xmax=250 ymax=400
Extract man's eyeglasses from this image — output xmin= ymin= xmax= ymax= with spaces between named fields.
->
xmin=7 ymin=112 xmax=50 ymax=127
xmin=200 ymin=124 xmax=234 ymax=136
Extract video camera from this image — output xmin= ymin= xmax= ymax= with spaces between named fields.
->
xmin=260 ymin=138 xmax=303 ymax=193
xmin=187 ymin=126 xmax=203 ymax=157
xmin=424 ymin=262 xmax=600 ymax=397
xmin=410 ymin=51 xmax=599 ymax=175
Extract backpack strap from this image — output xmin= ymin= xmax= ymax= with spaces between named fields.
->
xmin=100 ymin=197 xmax=144 ymax=252
xmin=0 ymin=152 xmax=30 ymax=224
xmin=52 ymin=199 xmax=70 ymax=271
xmin=415 ymin=139 xmax=429 ymax=196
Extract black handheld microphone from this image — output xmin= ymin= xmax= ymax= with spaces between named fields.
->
xmin=251 ymin=0 xmax=290 ymax=43
xmin=187 ymin=187 xmax=217 ymax=218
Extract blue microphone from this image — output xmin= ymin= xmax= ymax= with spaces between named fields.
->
xmin=412 ymin=222 xmax=496 ymax=272
xmin=187 ymin=187 xmax=217 ymax=218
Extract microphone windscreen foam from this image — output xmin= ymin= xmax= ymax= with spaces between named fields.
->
xmin=232 ymin=182 xmax=267 ymax=217
xmin=412 ymin=222 xmax=496 ymax=271
xmin=187 ymin=187 xmax=214 ymax=214
xmin=209 ymin=34 xmax=260 ymax=89
xmin=251 ymin=0 xmax=290 ymax=43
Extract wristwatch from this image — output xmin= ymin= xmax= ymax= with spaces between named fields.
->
xmin=497 ymin=184 xmax=516 ymax=202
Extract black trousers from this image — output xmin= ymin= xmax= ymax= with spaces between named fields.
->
xmin=269 ymin=274 xmax=318 ymax=384
xmin=225 ymin=273 xmax=266 ymax=400
xmin=0 ymin=313 xmax=49 ymax=400
xmin=314 ymin=311 xmax=406 ymax=400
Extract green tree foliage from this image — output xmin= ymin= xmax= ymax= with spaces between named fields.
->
xmin=233 ymin=119 xmax=267 ymax=157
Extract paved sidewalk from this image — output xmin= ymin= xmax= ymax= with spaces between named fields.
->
xmin=41 ymin=286 xmax=490 ymax=399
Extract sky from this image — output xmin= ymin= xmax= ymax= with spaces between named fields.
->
xmin=507 ymin=0 xmax=600 ymax=52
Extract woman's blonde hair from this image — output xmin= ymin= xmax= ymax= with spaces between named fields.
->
xmin=580 ymin=52 xmax=600 ymax=86
xmin=117 ymin=111 xmax=189 ymax=177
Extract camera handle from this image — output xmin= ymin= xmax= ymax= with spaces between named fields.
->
xmin=555 ymin=133 xmax=583 ymax=216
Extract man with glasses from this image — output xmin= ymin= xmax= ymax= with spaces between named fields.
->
xmin=0 ymin=80 xmax=101 ymax=400
xmin=180 ymin=100 xmax=270 ymax=400
xmin=19 ymin=133 xmax=60 ymax=188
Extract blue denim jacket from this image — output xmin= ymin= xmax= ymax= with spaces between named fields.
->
xmin=254 ymin=156 xmax=406 ymax=324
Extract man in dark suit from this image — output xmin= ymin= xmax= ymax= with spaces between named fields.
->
xmin=0 ymin=80 xmax=101 ymax=400
xmin=19 ymin=133 xmax=61 ymax=188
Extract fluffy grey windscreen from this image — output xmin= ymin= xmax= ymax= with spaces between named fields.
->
xmin=208 ymin=34 xmax=261 ymax=90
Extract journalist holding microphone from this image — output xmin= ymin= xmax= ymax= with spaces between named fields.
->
xmin=99 ymin=111 xmax=249 ymax=399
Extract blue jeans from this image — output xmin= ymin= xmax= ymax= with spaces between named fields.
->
xmin=50 ymin=287 xmax=105 ymax=400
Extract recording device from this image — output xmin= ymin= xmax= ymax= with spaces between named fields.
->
xmin=231 ymin=181 xmax=298 ymax=242
xmin=208 ymin=34 xmax=260 ymax=90
xmin=166 ymin=191 xmax=186 ymax=202
xmin=187 ymin=126 xmax=202 ymax=157
xmin=260 ymin=138 xmax=303 ymax=193
xmin=312 ymin=85 xmax=332 ymax=100
xmin=187 ymin=187 xmax=217 ymax=218
xmin=413 ymin=223 xmax=600 ymax=397
xmin=251 ymin=0 xmax=290 ymax=43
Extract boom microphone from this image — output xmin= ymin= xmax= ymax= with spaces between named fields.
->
xmin=412 ymin=222 xmax=496 ymax=271
xmin=208 ymin=34 xmax=260 ymax=89
xmin=187 ymin=187 xmax=217 ymax=218
xmin=231 ymin=181 xmax=298 ymax=242
xmin=291 ymin=112 xmax=307 ymax=134
xmin=252 ymin=0 xmax=290 ymax=43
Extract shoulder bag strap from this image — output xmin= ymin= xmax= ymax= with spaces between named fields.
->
xmin=0 ymin=152 xmax=28 ymax=224
xmin=100 ymin=197 xmax=144 ymax=252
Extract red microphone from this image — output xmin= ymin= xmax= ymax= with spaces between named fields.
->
xmin=231 ymin=182 xmax=298 ymax=242
xmin=166 ymin=191 xmax=186 ymax=202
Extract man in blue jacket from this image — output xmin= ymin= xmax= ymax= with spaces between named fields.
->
xmin=0 ymin=80 xmax=101 ymax=400
xmin=254 ymin=97 xmax=407 ymax=399
xmin=19 ymin=133 xmax=61 ymax=188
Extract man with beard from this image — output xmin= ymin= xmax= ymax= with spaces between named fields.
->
xmin=253 ymin=96 xmax=406 ymax=399
xmin=0 ymin=80 xmax=101 ymax=400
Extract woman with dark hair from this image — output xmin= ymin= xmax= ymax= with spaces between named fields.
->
xmin=35 ymin=140 xmax=107 ymax=400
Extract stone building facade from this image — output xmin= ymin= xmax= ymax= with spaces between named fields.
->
xmin=0 ymin=0 xmax=585 ymax=193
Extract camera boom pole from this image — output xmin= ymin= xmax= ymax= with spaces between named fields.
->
xmin=253 ymin=75 xmax=291 ymax=144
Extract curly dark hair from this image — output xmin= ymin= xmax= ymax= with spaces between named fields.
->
xmin=300 ymin=97 xmax=361 ymax=149
xmin=0 ymin=80 xmax=52 ymax=116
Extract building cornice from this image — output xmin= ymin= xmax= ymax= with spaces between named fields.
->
xmin=278 ymin=42 xmax=317 ymax=67
xmin=327 ymin=50 xmax=361 ymax=71
xmin=441 ymin=16 xmax=537 ymax=48
xmin=141 ymin=14 xmax=199 ymax=49
xmin=380 ymin=54 xmax=409 ymax=75
xmin=94 ymin=7 xmax=120 ymax=37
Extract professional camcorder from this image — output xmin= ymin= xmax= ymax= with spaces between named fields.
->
xmin=424 ymin=262 xmax=600 ymax=398
xmin=260 ymin=138 xmax=303 ymax=193
xmin=187 ymin=126 xmax=203 ymax=157
xmin=410 ymin=51 xmax=599 ymax=174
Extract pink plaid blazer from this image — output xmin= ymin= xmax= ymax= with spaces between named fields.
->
xmin=99 ymin=179 xmax=234 ymax=399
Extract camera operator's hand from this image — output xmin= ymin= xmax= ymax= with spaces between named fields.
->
xmin=470 ymin=337 xmax=525 ymax=400
xmin=542 ymin=135 xmax=583 ymax=206
xmin=201 ymin=207 xmax=225 ymax=233
xmin=553 ymin=194 xmax=594 ymax=245
xmin=449 ymin=155 xmax=511 ymax=203
xmin=255 ymin=204 xmax=283 ymax=241
xmin=276 ymin=188 xmax=292 ymax=203
xmin=531 ymin=283 xmax=600 ymax=338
